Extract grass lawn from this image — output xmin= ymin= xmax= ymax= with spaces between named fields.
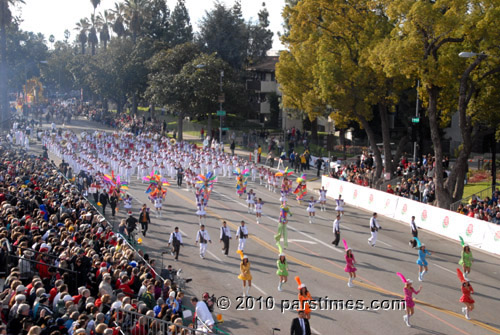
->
xmin=462 ymin=181 xmax=492 ymax=199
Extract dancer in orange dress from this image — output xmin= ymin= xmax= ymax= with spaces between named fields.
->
xmin=295 ymin=276 xmax=314 ymax=319
xmin=457 ymin=268 xmax=474 ymax=320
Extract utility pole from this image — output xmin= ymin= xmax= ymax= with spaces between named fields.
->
xmin=413 ymin=80 xmax=420 ymax=163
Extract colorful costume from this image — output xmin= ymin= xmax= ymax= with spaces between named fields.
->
xmin=274 ymin=204 xmax=292 ymax=248
xmin=416 ymin=249 xmax=431 ymax=266
xmin=295 ymin=277 xmax=312 ymax=317
xmin=459 ymin=250 xmax=473 ymax=268
xmin=237 ymin=250 xmax=252 ymax=280
xmin=196 ymin=172 xmax=217 ymax=205
xmin=403 ymin=286 xmax=420 ymax=308
xmin=344 ymin=254 xmax=357 ymax=273
xmin=234 ymin=168 xmax=249 ymax=196
xmin=293 ymin=174 xmax=307 ymax=201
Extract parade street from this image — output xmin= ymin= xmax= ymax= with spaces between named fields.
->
xmin=39 ymin=118 xmax=500 ymax=335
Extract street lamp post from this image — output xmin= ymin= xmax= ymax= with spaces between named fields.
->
xmin=219 ymin=70 xmax=224 ymax=147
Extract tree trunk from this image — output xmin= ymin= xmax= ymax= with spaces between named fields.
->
xmin=492 ymin=138 xmax=497 ymax=195
xmin=379 ymin=103 xmax=394 ymax=177
xmin=207 ymin=112 xmax=212 ymax=139
xmin=177 ymin=111 xmax=184 ymax=142
xmin=445 ymin=56 xmax=485 ymax=202
xmin=427 ymin=85 xmax=451 ymax=209
xmin=358 ymin=114 xmax=383 ymax=180
xmin=393 ymin=135 xmax=409 ymax=173
xmin=311 ymin=118 xmax=318 ymax=144
xmin=0 ymin=18 xmax=8 ymax=130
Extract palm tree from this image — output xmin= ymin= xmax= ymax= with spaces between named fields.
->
xmin=75 ymin=18 xmax=90 ymax=54
xmin=111 ymin=2 xmax=126 ymax=38
xmin=88 ymin=14 xmax=99 ymax=55
xmin=97 ymin=10 xmax=111 ymax=49
xmin=90 ymin=0 xmax=100 ymax=16
xmin=0 ymin=0 xmax=25 ymax=129
xmin=124 ymin=0 xmax=146 ymax=44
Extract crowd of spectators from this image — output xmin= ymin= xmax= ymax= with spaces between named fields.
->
xmin=0 ymin=142 xmax=209 ymax=335
xmin=456 ymin=191 xmax=500 ymax=224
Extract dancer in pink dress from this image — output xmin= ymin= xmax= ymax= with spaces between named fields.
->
xmin=397 ymin=272 xmax=422 ymax=327
xmin=343 ymin=240 xmax=356 ymax=287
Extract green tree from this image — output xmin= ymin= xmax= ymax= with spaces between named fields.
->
xmin=40 ymin=41 xmax=77 ymax=94
xmin=376 ymin=0 xmax=500 ymax=208
xmin=97 ymin=10 xmax=112 ymax=49
xmin=90 ymin=0 xmax=100 ymax=16
xmin=111 ymin=2 xmax=126 ymax=38
xmin=75 ymin=18 xmax=89 ymax=54
xmin=247 ymin=2 xmax=273 ymax=65
xmin=88 ymin=14 xmax=99 ymax=56
xmin=169 ymin=0 xmax=193 ymax=46
xmin=0 ymin=0 xmax=25 ymax=129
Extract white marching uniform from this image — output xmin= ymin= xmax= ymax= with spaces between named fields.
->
xmin=255 ymin=203 xmax=263 ymax=214
xmin=368 ymin=216 xmax=381 ymax=246
xmin=279 ymin=191 xmax=287 ymax=203
xmin=196 ymin=230 xmax=211 ymax=258
xmin=246 ymin=193 xmax=255 ymax=205
xmin=335 ymin=198 xmax=344 ymax=211
xmin=124 ymin=197 xmax=132 ymax=209
xmin=307 ymin=200 xmax=317 ymax=213
xmin=154 ymin=197 xmax=162 ymax=209
xmin=236 ymin=225 xmax=248 ymax=251
xmin=319 ymin=190 xmax=327 ymax=202
xmin=196 ymin=202 xmax=206 ymax=216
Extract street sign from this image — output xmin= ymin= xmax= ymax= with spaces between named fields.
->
xmin=216 ymin=110 xmax=226 ymax=116
xmin=222 ymin=127 xmax=229 ymax=131
xmin=218 ymin=94 xmax=225 ymax=103
xmin=412 ymin=117 xmax=420 ymax=123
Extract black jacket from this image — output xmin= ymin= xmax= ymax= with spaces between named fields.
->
xmin=290 ymin=317 xmax=311 ymax=335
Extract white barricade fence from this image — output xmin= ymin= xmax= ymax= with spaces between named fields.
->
xmin=322 ymin=176 xmax=500 ymax=255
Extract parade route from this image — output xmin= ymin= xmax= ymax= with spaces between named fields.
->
xmin=36 ymin=118 xmax=500 ymax=335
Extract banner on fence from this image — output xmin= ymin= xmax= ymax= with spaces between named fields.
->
xmin=322 ymin=176 xmax=500 ymax=255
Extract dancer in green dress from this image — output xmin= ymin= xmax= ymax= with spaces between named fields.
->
xmin=276 ymin=242 xmax=289 ymax=291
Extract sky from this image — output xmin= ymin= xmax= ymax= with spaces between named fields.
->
xmin=13 ymin=0 xmax=286 ymax=50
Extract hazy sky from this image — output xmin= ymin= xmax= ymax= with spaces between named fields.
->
xmin=13 ymin=0 xmax=286 ymax=50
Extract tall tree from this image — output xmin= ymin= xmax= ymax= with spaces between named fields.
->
xmin=111 ymin=2 xmax=126 ymax=38
xmin=74 ymin=18 xmax=89 ymax=54
xmin=0 ymin=0 xmax=24 ymax=129
xmin=97 ymin=10 xmax=112 ymax=50
xmin=88 ymin=14 xmax=99 ymax=56
xmin=376 ymin=0 xmax=500 ymax=208
xmin=90 ymin=0 xmax=100 ymax=16
xmin=197 ymin=2 xmax=247 ymax=69
xmin=169 ymin=0 xmax=193 ymax=47
xmin=247 ymin=2 xmax=273 ymax=65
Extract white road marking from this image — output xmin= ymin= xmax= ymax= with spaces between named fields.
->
xmin=376 ymin=239 xmax=393 ymax=247
xmin=251 ymin=283 xmax=268 ymax=296
xmin=311 ymin=327 xmax=322 ymax=335
xmin=207 ymin=250 xmax=223 ymax=263
xmin=433 ymin=263 xmax=456 ymax=275
xmin=214 ymin=191 xmax=344 ymax=253
xmin=287 ymin=239 xmax=318 ymax=244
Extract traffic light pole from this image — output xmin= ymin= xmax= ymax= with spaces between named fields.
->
xmin=413 ymin=80 xmax=420 ymax=163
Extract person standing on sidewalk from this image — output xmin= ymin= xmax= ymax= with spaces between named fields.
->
xmin=409 ymin=216 xmax=418 ymax=248
xmin=168 ymin=227 xmax=183 ymax=261
xmin=230 ymin=141 xmax=235 ymax=156
xmin=332 ymin=214 xmax=341 ymax=247
xmin=316 ymin=157 xmax=324 ymax=177
xmin=220 ymin=221 xmax=231 ymax=256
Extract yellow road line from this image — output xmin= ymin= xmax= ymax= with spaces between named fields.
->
xmin=169 ymin=187 xmax=500 ymax=334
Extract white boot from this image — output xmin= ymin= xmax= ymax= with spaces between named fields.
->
xmin=278 ymin=281 xmax=282 ymax=291
xmin=465 ymin=309 xmax=470 ymax=320
xmin=405 ymin=314 xmax=411 ymax=327
xmin=256 ymin=219 xmax=260 ymax=224
xmin=463 ymin=272 xmax=469 ymax=281
xmin=246 ymin=286 xmax=250 ymax=296
xmin=418 ymin=272 xmax=423 ymax=281
xmin=421 ymin=270 xmax=427 ymax=280
xmin=243 ymin=288 xmax=246 ymax=297
xmin=462 ymin=307 xmax=467 ymax=314
xmin=347 ymin=278 xmax=354 ymax=287
xmin=309 ymin=218 xmax=312 ymax=224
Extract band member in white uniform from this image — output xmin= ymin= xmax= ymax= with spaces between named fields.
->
xmin=196 ymin=199 xmax=207 ymax=225
xmin=255 ymin=198 xmax=263 ymax=224
xmin=279 ymin=190 xmax=288 ymax=205
xmin=195 ymin=225 xmax=211 ymax=259
xmin=246 ymin=189 xmax=256 ymax=213
xmin=319 ymin=187 xmax=327 ymax=211
xmin=154 ymin=196 xmax=162 ymax=217
xmin=306 ymin=197 xmax=318 ymax=224
xmin=335 ymin=194 xmax=344 ymax=216
xmin=368 ymin=212 xmax=382 ymax=247
xmin=236 ymin=220 xmax=249 ymax=252
xmin=123 ymin=194 xmax=132 ymax=211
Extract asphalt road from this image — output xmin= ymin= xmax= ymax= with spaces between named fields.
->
xmin=33 ymin=118 xmax=500 ymax=335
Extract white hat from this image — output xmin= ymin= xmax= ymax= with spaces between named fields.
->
xmin=16 ymin=285 xmax=27 ymax=292
xmin=298 ymin=284 xmax=306 ymax=289
xmin=420 ymin=243 xmax=425 ymax=247
xmin=279 ymin=253 xmax=285 ymax=257
xmin=406 ymin=279 xmax=413 ymax=284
